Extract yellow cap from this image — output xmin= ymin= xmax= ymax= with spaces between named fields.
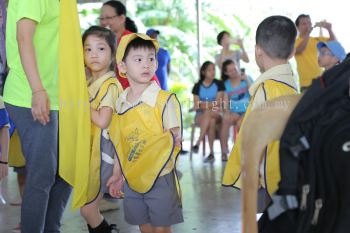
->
xmin=116 ymin=33 xmax=159 ymax=78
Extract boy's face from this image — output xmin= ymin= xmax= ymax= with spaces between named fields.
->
xmin=318 ymin=46 xmax=338 ymax=70
xmin=120 ymin=47 xmax=158 ymax=84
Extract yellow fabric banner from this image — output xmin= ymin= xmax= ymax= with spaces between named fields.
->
xmin=59 ymin=0 xmax=91 ymax=209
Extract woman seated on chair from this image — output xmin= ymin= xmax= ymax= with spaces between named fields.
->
xmin=192 ymin=61 xmax=225 ymax=162
xmin=220 ymin=59 xmax=252 ymax=161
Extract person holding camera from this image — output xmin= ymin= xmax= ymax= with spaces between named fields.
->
xmin=215 ymin=30 xmax=249 ymax=71
xmin=294 ymin=14 xmax=336 ymax=91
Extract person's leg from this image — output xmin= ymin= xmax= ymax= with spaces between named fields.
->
xmin=0 ymin=184 xmax=5 ymax=204
xmin=139 ymin=224 xmax=153 ymax=233
xmin=220 ymin=113 xmax=232 ymax=155
xmin=153 ymin=226 xmax=172 ymax=233
xmin=80 ymin=193 xmax=104 ymax=228
xmin=17 ymin=172 xmax=26 ymax=198
xmin=194 ymin=111 xmax=211 ymax=146
xmin=207 ymin=118 xmax=216 ymax=154
xmin=43 ymin=175 xmax=72 ymax=233
xmin=6 ymin=104 xmax=69 ymax=233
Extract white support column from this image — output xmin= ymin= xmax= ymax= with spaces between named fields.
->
xmin=196 ymin=0 xmax=202 ymax=72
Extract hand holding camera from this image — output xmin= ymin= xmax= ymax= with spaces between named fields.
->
xmin=314 ymin=20 xmax=332 ymax=30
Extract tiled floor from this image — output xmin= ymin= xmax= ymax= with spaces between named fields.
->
xmin=0 ymin=141 xmax=242 ymax=233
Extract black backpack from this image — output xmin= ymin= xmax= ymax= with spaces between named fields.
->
xmin=258 ymin=56 xmax=350 ymax=233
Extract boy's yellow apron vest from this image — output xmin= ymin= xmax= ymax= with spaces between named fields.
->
xmin=222 ymin=80 xmax=297 ymax=195
xmin=86 ymin=77 xmax=121 ymax=204
xmin=109 ymin=90 xmax=182 ymax=197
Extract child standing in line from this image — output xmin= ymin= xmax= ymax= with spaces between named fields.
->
xmin=107 ymin=33 xmax=183 ymax=233
xmin=80 ymin=26 xmax=123 ymax=233
xmin=223 ymin=15 xmax=298 ymax=212
xmin=317 ymin=40 xmax=346 ymax=71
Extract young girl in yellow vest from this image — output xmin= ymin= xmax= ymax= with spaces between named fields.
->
xmin=80 ymin=26 xmax=123 ymax=233
xmin=107 ymin=33 xmax=183 ymax=233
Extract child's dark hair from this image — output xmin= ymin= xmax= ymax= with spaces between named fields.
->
xmin=295 ymin=14 xmax=310 ymax=27
xmin=221 ymin=59 xmax=236 ymax=82
xmin=217 ymin=31 xmax=229 ymax=45
xmin=256 ymin=15 xmax=297 ymax=59
xmin=199 ymin=61 xmax=214 ymax=81
xmin=122 ymin=37 xmax=157 ymax=61
xmin=82 ymin=26 xmax=116 ymax=69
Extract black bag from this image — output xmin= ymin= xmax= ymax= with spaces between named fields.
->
xmin=258 ymin=56 xmax=350 ymax=233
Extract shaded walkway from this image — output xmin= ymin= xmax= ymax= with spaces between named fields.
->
xmin=0 ymin=141 xmax=241 ymax=233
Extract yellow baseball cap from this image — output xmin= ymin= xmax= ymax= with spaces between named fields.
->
xmin=116 ymin=33 xmax=159 ymax=78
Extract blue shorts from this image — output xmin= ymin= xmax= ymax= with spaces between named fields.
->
xmin=123 ymin=171 xmax=183 ymax=226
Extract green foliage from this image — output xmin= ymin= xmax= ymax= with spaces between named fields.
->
xmin=78 ymin=0 xmax=251 ymax=138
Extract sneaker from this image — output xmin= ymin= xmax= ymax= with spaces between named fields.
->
xmin=203 ymin=154 xmax=214 ymax=163
xmin=99 ymin=198 xmax=120 ymax=212
xmin=179 ymin=149 xmax=189 ymax=155
xmin=192 ymin=145 xmax=199 ymax=153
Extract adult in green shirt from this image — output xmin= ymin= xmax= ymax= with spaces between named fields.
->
xmin=4 ymin=0 xmax=71 ymax=232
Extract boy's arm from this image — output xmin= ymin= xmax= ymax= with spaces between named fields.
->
xmin=163 ymin=96 xmax=182 ymax=147
xmin=17 ymin=18 xmax=50 ymax=125
xmin=0 ymin=127 xmax=9 ymax=180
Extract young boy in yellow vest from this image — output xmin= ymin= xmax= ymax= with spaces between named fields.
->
xmin=107 ymin=33 xmax=183 ymax=233
xmin=222 ymin=15 xmax=298 ymax=212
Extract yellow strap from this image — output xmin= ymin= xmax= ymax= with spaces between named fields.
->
xmin=93 ymin=78 xmax=119 ymax=106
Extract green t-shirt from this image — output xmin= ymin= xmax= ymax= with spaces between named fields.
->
xmin=4 ymin=0 xmax=60 ymax=110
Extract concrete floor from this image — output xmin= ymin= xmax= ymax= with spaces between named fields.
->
xmin=0 ymin=141 xmax=242 ymax=233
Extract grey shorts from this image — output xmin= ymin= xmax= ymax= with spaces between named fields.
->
xmin=13 ymin=166 xmax=26 ymax=175
xmin=123 ymin=171 xmax=183 ymax=226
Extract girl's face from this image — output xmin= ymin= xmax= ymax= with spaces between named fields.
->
xmin=99 ymin=5 xmax=125 ymax=34
xmin=202 ymin=64 xmax=215 ymax=81
xmin=225 ymin=63 xmax=240 ymax=80
xmin=84 ymin=35 xmax=112 ymax=77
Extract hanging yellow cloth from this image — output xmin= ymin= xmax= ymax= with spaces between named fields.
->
xmin=58 ymin=0 xmax=91 ymax=209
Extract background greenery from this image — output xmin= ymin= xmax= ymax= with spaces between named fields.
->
xmin=78 ymin=0 xmax=252 ymax=138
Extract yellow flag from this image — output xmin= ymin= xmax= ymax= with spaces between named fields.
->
xmin=59 ymin=0 xmax=91 ymax=209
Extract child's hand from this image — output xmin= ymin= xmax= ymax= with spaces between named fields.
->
xmin=0 ymin=163 xmax=8 ymax=180
xmin=167 ymin=128 xmax=182 ymax=148
xmin=107 ymin=175 xmax=124 ymax=198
